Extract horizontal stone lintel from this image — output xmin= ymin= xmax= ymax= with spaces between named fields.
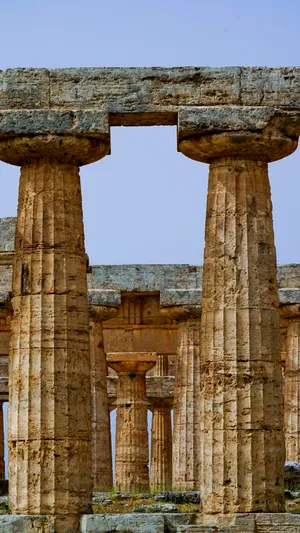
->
xmin=279 ymin=288 xmax=300 ymax=305
xmin=178 ymin=106 xmax=300 ymax=140
xmin=0 ymin=106 xmax=299 ymax=138
xmin=1 ymin=67 xmax=300 ymax=115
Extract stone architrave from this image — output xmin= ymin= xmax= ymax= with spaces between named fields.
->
xmin=89 ymin=305 xmax=118 ymax=491
xmin=280 ymin=304 xmax=300 ymax=462
xmin=0 ymin=401 xmax=4 ymax=479
xmin=150 ymin=354 xmax=172 ymax=492
xmin=0 ymin=135 xmax=110 ymax=533
xmin=179 ymin=128 xmax=297 ymax=514
xmin=107 ymin=352 xmax=156 ymax=493
xmin=161 ymin=305 xmax=201 ymax=491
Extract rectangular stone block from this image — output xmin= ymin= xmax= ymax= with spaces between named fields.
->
xmin=81 ymin=514 xmax=165 ymax=533
xmin=0 ymin=515 xmax=54 ymax=532
xmin=255 ymin=513 xmax=300 ymax=532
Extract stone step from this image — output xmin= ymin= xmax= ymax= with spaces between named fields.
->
xmin=81 ymin=513 xmax=194 ymax=533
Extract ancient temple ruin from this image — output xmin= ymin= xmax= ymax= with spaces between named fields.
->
xmin=0 ymin=66 xmax=300 ymax=532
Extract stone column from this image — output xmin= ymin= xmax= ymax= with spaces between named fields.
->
xmin=150 ymin=354 xmax=172 ymax=492
xmin=107 ymin=352 xmax=156 ymax=493
xmin=280 ymin=304 xmax=300 ymax=462
xmin=0 ymin=402 xmax=4 ymax=480
xmin=0 ymin=135 xmax=109 ymax=532
xmin=161 ymin=306 xmax=201 ymax=491
xmin=89 ymin=305 xmax=118 ymax=491
xmin=179 ymin=130 xmax=297 ymax=514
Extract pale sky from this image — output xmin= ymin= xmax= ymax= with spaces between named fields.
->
xmin=0 ymin=0 xmax=299 ymax=266
xmin=1 ymin=0 xmax=299 ymax=478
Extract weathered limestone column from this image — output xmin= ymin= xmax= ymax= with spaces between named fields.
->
xmin=89 ymin=305 xmax=118 ymax=491
xmin=161 ymin=306 xmax=201 ymax=490
xmin=280 ymin=304 xmax=300 ymax=462
xmin=107 ymin=352 xmax=156 ymax=493
xmin=0 ymin=135 xmax=109 ymax=532
xmin=179 ymin=128 xmax=297 ymax=514
xmin=0 ymin=402 xmax=4 ymax=480
xmin=150 ymin=354 xmax=172 ymax=492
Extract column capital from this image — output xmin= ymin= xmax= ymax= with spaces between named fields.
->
xmin=89 ymin=304 xmax=119 ymax=322
xmin=279 ymin=304 xmax=300 ymax=319
xmin=107 ymin=352 xmax=156 ymax=374
xmin=178 ymin=107 xmax=298 ymax=163
xmin=0 ymin=134 xmax=110 ymax=166
xmin=160 ymin=304 xmax=201 ymax=321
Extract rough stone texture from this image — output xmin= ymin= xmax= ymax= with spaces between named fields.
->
xmin=81 ymin=514 xmax=165 ymax=533
xmin=82 ymin=513 xmax=194 ymax=533
xmin=0 ymin=516 xmax=54 ymax=532
xmin=161 ymin=307 xmax=201 ymax=491
xmin=0 ymin=404 xmax=4 ymax=480
xmin=155 ymin=492 xmax=201 ymax=504
xmin=1 ymin=136 xmax=109 ymax=533
xmin=1 ymin=68 xmax=300 ymax=131
xmin=89 ymin=306 xmax=118 ymax=491
xmin=200 ymin=513 xmax=300 ymax=533
xmin=179 ymin=132 xmax=296 ymax=514
xmin=283 ymin=311 xmax=300 ymax=462
xmin=285 ymin=461 xmax=300 ymax=488
xmin=150 ymin=355 xmax=172 ymax=492
xmin=133 ymin=504 xmax=178 ymax=513
xmin=107 ymin=352 xmax=156 ymax=493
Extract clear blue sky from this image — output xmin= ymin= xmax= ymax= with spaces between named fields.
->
xmin=0 ymin=0 xmax=299 ymax=266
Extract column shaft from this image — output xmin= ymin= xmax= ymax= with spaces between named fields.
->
xmin=150 ymin=405 xmax=172 ymax=492
xmin=150 ymin=355 xmax=172 ymax=492
xmin=9 ymin=161 xmax=92 ymax=522
xmin=200 ymin=158 xmax=284 ymax=513
xmin=115 ymin=371 xmax=149 ymax=492
xmin=0 ymin=402 xmax=4 ymax=479
xmin=90 ymin=318 xmax=113 ymax=491
xmin=285 ymin=317 xmax=300 ymax=462
xmin=173 ymin=319 xmax=201 ymax=490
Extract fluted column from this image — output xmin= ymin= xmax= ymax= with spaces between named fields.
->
xmin=280 ymin=305 xmax=300 ymax=462
xmin=150 ymin=354 xmax=172 ymax=492
xmin=0 ymin=402 xmax=4 ymax=480
xmin=161 ymin=306 xmax=201 ymax=490
xmin=90 ymin=305 xmax=118 ymax=491
xmin=179 ymin=130 xmax=297 ymax=514
xmin=0 ymin=135 xmax=109 ymax=532
xmin=107 ymin=352 xmax=156 ymax=493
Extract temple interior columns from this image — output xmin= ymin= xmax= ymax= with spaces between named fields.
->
xmin=179 ymin=129 xmax=297 ymax=514
xmin=89 ymin=305 xmax=119 ymax=491
xmin=280 ymin=304 xmax=300 ymax=462
xmin=161 ymin=306 xmax=201 ymax=491
xmin=107 ymin=352 xmax=156 ymax=493
xmin=150 ymin=354 xmax=172 ymax=492
xmin=0 ymin=402 xmax=4 ymax=480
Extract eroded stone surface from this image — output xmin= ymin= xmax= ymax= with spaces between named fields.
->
xmin=180 ymin=132 xmax=294 ymax=513
xmin=107 ymin=352 xmax=156 ymax=493
xmin=90 ymin=306 xmax=118 ymax=491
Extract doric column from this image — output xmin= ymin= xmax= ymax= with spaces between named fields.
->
xmin=280 ymin=304 xmax=300 ymax=462
xmin=150 ymin=354 xmax=172 ymax=492
xmin=179 ymin=128 xmax=297 ymax=514
xmin=0 ymin=135 xmax=109 ymax=532
xmin=89 ymin=305 xmax=119 ymax=491
xmin=0 ymin=402 xmax=4 ymax=479
xmin=161 ymin=306 xmax=201 ymax=490
xmin=107 ymin=352 xmax=156 ymax=493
